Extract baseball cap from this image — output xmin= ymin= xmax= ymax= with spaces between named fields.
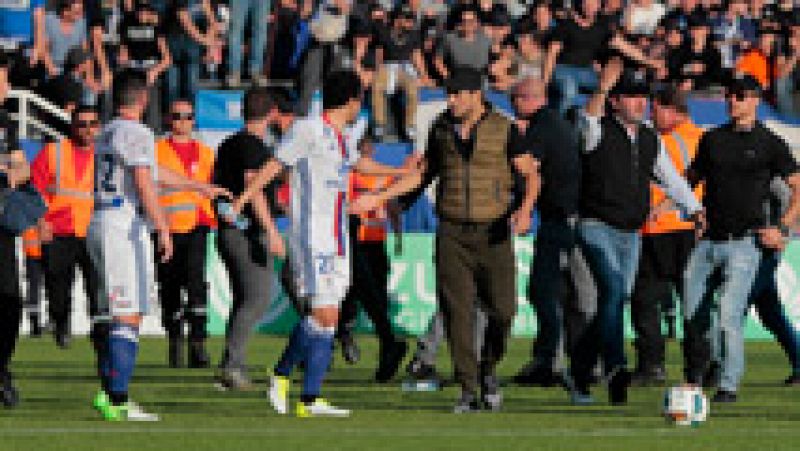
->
xmin=444 ymin=68 xmax=484 ymax=93
xmin=610 ymin=70 xmax=650 ymax=97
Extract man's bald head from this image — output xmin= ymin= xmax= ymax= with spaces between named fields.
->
xmin=512 ymin=77 xmax=547 ymax=117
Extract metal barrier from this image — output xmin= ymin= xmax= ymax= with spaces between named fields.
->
xmin=7 ymin=88 xmax=70 ymax=141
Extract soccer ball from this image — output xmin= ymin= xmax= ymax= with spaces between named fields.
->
xmin=663 ymin=385 xmax=709 ymax=426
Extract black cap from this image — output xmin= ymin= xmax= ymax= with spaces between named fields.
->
xmin=610 ymin=70 xmax=650 ymax=96
xmin=445 ymin=68 xmax=484 ymax=93
xmin=489 ymin=5 xmax=511 ymax=27
xmin=728 ymin=73 xmax=762 ymax=95
xmin=687 ymin=14 xmax=710 ymax=29
xmin=394 ymin=5 xmax=415 ymax=21
xmin=135 ymin=0 xmax=155 ymax=10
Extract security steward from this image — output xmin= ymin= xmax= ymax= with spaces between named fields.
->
xmin=630 ymin=85 xmax=704 ymax=386
xmin=22 ymin=226 xmax=45 ymax=337
xmin=156 ymin=99 xmax=216 ymax=368
xmin=373 ymin=68 xmax=540 ymax=413
xmin=31 ymin=105 xmax=101 ymax=349
xmin=337 ymin=140 xmax=408 ymax=382
xmin=571 ymin=60 xmax=702 ymax=406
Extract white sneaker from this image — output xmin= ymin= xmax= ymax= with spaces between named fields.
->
xmin=121 ymin=402 xmax=160 ymax=422
xmin=295 ymin=398 xmax=350 ymax=418
xmin=269 ymin=375 xmax=290 ymax=414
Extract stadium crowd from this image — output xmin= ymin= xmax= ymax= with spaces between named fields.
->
xmin=1 ymin=0 xmax=800 ymax=417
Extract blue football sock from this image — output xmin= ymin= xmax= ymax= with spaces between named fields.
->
xmin=302 ymin=317 xmax=335 ymax=400
xmin=108 ymin=323 xmax=139 ymax=404
xmin=274 ymin=320 xmax=308 ymax=377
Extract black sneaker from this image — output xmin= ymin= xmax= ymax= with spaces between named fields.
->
xmin=375 ymin=340 xmax=408 ymax=383
xmin=405 ymin=358 xmax=438 ymax=380
xmin=453 ymin=391 xmax=481 ymax=414
xmin=784 ymin=372 xmax=800 ymax=386
xmin=1 ymin=372 xmax=19 ymax=408
xmin=712 ymin=390 xmax=737 ymax=403
xmin=339 ymin=333 xmax=361 ymax=365
xmin=512 ymin=363 xmax=560 ymax=387
xmin=630 ymin=366 xmax=667 ymax=387
xmin=608 ymin=369 xmax=630 ymax=405
xmin=188 ymin=340 xmax=210 ymax=368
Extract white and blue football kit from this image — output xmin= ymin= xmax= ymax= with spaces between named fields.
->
xmin=87 ymin=118 xmax=157 ymax=317
xmin=275 ymin=115 xmax=360 ymax=307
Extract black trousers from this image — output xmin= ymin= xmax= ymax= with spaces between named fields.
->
xmin=24 ymin=257 xmax=44 ymax=315
xmin=156 ymin=228 xmax=209 ymax=341
xmin=630 ymin=231 xmax=695 ymax=371
xmin=42 ymin=236 xmax=99 ymax=332
xmin=0 ymin=232 xmax=22 ymax=374
xmin=339 ymin=216 xmax=396 ymax=345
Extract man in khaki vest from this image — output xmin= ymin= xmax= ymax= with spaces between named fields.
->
xmin=354 ymin=68 xmax=540 ymax=413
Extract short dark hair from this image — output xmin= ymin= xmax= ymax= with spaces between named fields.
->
xmin=0 ymin=52 xmax=8 ymax=71
xmin=652 ymin=85 xmax=689 ymax=113
xmin=322 ymin=71 xmax=362 ymax=110
xmin=71 ymin=104 xmax=98 ymax=122
xmin=243 ymin=87 xmax=275 ymax=121
xmin=113 ymin=69 xmax=148 ymax=108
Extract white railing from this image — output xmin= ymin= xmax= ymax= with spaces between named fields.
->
xmin=7 ymin=88 xmax=70 ymax=141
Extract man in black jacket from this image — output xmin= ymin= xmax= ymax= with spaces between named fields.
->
xmin=571 ymin=59 xmax=703 ymax=405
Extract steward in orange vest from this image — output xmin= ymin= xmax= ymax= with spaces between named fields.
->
xmin=21 ymin=227 xmax=45 ymax=337
xmin=156 ymin=101 xmax=216 ymax=368
xmin=336 ymin=145 xmax=407 ymax=380
xmin=631 ymin=87 xmax=703 ymax=384
xmin=30 ymin=106 xmax=102 ymax=349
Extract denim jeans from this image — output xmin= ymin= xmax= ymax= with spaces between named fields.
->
xmin=746 ymin=252 xmax=800 ymax=372
xmin=529 ymin=219 xmax=577 ymax=369
xmin=166 ymin=35 xmax=201 ymax=107
xmin=227 ymin=0 xmax=270 ymax=76
xmin=550 ymin=64 xmax=598 ymax=115
xmin=576 ymin=220 xmax=641 ymax=378
xmin=683 ymin=237 xmax=761 ymax=392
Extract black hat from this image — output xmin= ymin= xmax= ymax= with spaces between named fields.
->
xmin=135 ymin=0 xmax=156 ymax=11
xmin=610 ymin=69 xmax=650 ymax=96
xmin=445 ymin=68 xmax=484 ymax=93
xmin=687 ymin=14 xmax=710 ymax=29
xmin=727 ymin=73 xmax=762 ymax=96
xmin=489 ymin=5 xmax=511 ymax=27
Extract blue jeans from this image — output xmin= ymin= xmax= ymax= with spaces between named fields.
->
xmin=166 ymin=35 xmax=201 ymax=106
xmin=683 ymin=237 xmax=761 ymax=392
xmin=576 ymin=220 xmax=641 ymax=377
xmin=227 ymin=0 xmax=270 ymax=76
xmin=529 ymin=219 xmax=577 ymax=369
xmin=746 ymin=252 xmax=800 ymax=373
xmin=550 ymin=64 xmax=598 ymax=115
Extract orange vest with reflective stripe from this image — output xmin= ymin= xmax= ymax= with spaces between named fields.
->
xmin=22 ymin=227 xmax=42 ymax=259
xmin=349 ymin=172 xmax=391 ymax=242
xmin=641 ymin=121 xmax=704 ymax=235
xmin=44 ymin=139 xmax=95 ymax=238
xmin=156 ymin=138 xmax=216 ymax=233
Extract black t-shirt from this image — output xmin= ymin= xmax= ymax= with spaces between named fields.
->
xmin=120 ymin=13 xmax=163 ymax=62
xmin=551 ymin=14 xmax=613 ymax=67
xmin=213 ymin=131 xmax=274 ymax=226
xmin=509 ymin=108 xmax=581 ymax=219
xmin=667 ymin=43 xmax=723 ymax=89
xmin=688 ymin=122 xmax=798 ymax=238
xmin=380 ymin=27 xmax=421 ymax=62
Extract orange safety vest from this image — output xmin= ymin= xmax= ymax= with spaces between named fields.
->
xmin=641 ymin=121 xmax=705 ymax=235
xmin=43 ymin=139 xmax=95 ymax=238
xmin=349 ymin=172 xmax=391 ymax=242
xmin=22 ymin=227 xmax=42 ymax=259
xmin=156 ymin=138 xmax=217 ymax=233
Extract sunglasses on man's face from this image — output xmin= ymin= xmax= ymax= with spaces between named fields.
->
xmin=172 ymin=112 xmax=195 ymax=120
xmin=74 ymin=120 xmax=99 ymax=128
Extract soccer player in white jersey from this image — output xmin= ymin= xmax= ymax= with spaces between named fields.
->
xmin=88 ymin=71 xmax=228 ymax=421
xmin=231 ymin=71 xmax=421 ymax=417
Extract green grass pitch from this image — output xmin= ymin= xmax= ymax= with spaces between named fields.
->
xmin=1 ymin=336 xmax=800 ymax=450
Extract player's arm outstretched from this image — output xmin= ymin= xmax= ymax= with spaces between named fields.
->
xmin=134 ymin=166 xmax=173 ymax=262
xmin=157 ymin=166 xmax=233 ymax=200
xmin=349 ymin=155 xmax=425 ymax=215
